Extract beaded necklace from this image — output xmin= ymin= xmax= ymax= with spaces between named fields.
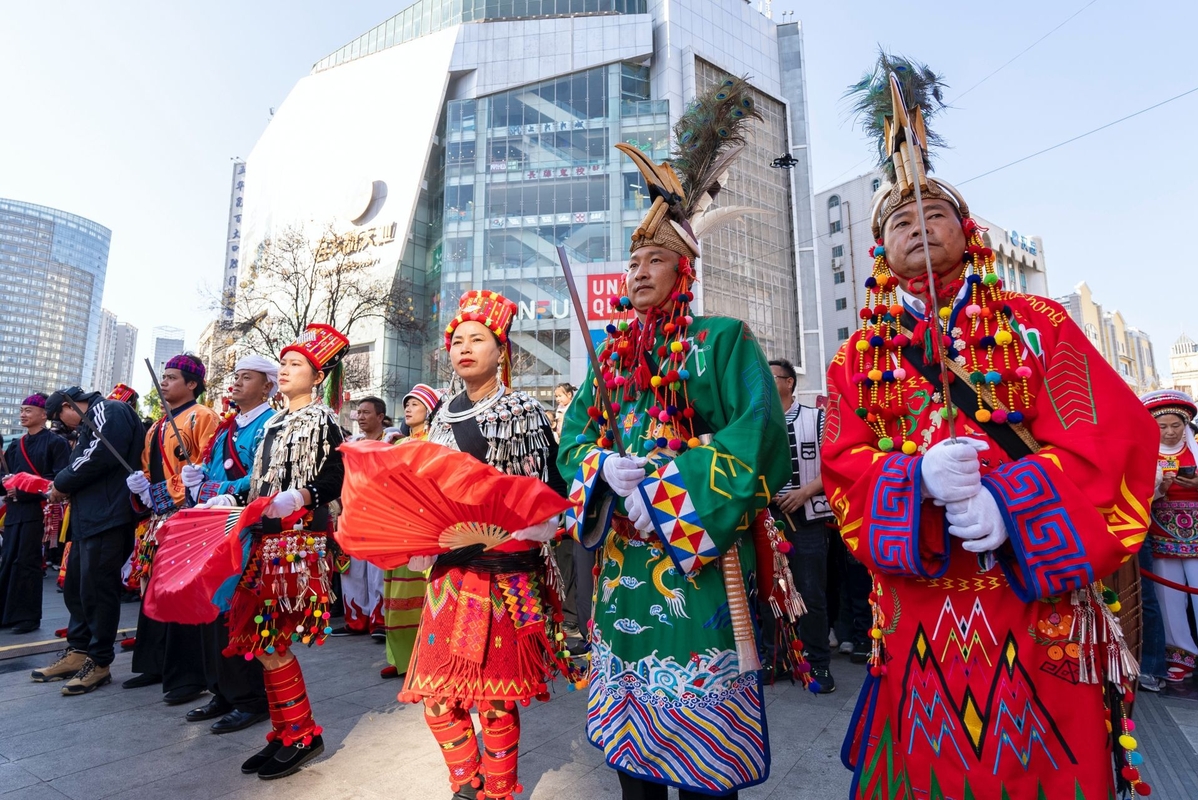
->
xmin=852 ymin=218 xmax=1034 ymax=453
xmin=575 ymin=256 xmax=701 ymax=455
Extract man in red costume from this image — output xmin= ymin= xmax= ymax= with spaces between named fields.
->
xmin=824 ymin=55 xmax=1158 ymax=799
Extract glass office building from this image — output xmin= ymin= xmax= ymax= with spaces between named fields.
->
xmin=0 ymin=199 xmax=110 ymax=438
xmin=241 ymin=1 xmax=821 ymax=410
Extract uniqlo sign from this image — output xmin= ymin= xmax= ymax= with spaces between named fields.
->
xmin=586 ymin=273 xmax=626 ymax=321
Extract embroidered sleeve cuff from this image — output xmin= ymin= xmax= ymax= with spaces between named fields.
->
xmin=869 ymin=454 xmax=948 ymax=579
xmin=641 ymin=461 xmax=719 ymax=575
xmin=983 ymin=461 xmax=1094 ymax=602
xmin=565 ymin=448 xmax=614 ymax=550
xmin=196 ymin=481 xmax=223 ymax=504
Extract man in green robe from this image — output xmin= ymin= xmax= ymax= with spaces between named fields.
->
xmin=558 ymin=85 xmax=791 ymax=798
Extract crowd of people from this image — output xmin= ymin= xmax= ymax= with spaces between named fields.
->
xmin=0 ymin=55 xmax=1189 ymax=800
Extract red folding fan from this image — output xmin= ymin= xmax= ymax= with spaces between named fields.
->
xmin=336 ymin=439 xmax=572 ymax=569
xmin=2 ymin=472 xmax=51 ymax=495
xmin=143 ymin=497 xmax=270 ymax=625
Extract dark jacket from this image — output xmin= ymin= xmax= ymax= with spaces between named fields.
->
xmin=53 ymin=393 xmax=144 ymax=538
xmin=3 ymin=429 xmax=71 ymax=523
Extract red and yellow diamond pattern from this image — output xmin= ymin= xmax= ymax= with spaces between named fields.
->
xmin=643 ymin=462 xmax=717 ymax=574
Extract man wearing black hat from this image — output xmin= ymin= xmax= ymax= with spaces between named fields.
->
xmin=0 ymin=393 xmax=71 ymax=634
xmin=32 ymin=387 xmax=144 ymax=695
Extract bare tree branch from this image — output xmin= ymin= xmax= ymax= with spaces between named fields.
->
xmin=230 ymin=222 xmax=425 ymax=371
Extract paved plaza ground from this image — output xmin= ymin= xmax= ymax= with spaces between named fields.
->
xmin=0 ymin=574 xmax=1195 ymax=799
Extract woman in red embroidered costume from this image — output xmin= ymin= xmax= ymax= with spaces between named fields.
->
xmin=823 ymin=54 xmax=1158 ymax=799
xmin=399 ymin=291 xmax=576 ymax=800
xmin=226 ymin=323 xmax=347 ymax=780
xmin=1142 ymin=389 xmax=1198 ymax=682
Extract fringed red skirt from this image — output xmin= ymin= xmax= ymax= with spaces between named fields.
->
xmin=225 ymin=529 xmax=333 ymax=659
xmin=400 ymin=558 xmax=579 ymax=705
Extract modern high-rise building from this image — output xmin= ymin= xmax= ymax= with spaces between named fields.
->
xmin=91 ymin=308 xmax=118 ymax=392
xmin=812 ymin=170 xmax=1050 ymax=402
xmin=240 ymin=1 xmax=818 ymax=410
xmin=111 ymin=321 xmax=138 ymax=389
xmin=151 ymin=326 xmax=186 ymax=374
xmin=1056 ymin=282 xmax=1159 ymax=394
xmin=0 ymin=198 xmax=110 ymax=438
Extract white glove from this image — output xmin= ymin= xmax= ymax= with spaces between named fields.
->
xmin=198 ymin=494 xmax=236 ymax=509
xmin=601 ymin=454 xmax=649 ymax=498
xmin=126 ymin=472 xmax=150 ymax=495
xmin=920 ymin=438 xmax=988 ymax=504
xmin=511 ymin=518 xmax=559 ymax=543
xmin=624 ymin=489 xmax=654 ymax=532
xmin=407 ymin=554 xmax=437 ymax=572
xmin=180 ymin=464 xmax=205 ymax=488
xmin=181 ymin=464 xmax=206 ymax=501
xmin=945 ymin=490 xmax=1009 ymax=553
xmin=263 ymin=488 xmax=305 ymax=519
xmin=126 ymin=472 xmax=152 ymax=507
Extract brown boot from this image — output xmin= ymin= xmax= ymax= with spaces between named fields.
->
xmin=62 ymin=659 xmax=111 ymax=695
xmin=31 ymin=648 xmax=87 ymax=682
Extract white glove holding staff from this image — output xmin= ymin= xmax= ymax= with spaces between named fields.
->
xmin=601 ymin=454 xmax=649 ymax=498
xmin=920 ymin=438 xmax=989 ymax=504
xmin=181 ymin=464 xmax=206 ymax=501
xmin=126 ymin=472 xmax=152 ymax=507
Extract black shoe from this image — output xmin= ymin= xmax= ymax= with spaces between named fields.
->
xmin=211 ymin=709 xmax=269 ymax=734
xmin=186 ymin=696 xmax=231 ymax=722
xmin=326 ymin=626 xmax=360 ymax=637
xmin=452 ymin=776 xmax=484 ymax=800
xmin=10 ymin=621 xmax=39 ymax=634
xmin=122 ymin=673 xmax=162 ymax=689
xmin=370 ymin=628 xmax=386 ymax=642
xmin=163 ymin=686 xmax=207 ymax=706
xmin=850 ymin=642 xmax=870 ymax=664
xmin=810 ymin=667 xmax=836 ymax=694
xmin=257 ymin=734 xmax=325 ymax=780
xmin=241 ymin=740 xmax=283 ymax=774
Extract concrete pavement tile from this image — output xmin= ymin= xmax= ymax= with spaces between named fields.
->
xmin=0 ymin=785 xmax=71 ymax=800
xmin=1177 ymin=724 xmax=1198 ymax=756
xmin=47 ymin=736 xmax=246 ymax=800
xmin=6 ymin=699 xmax=214 ymax=779
xmin=1168 ymin=704 xmax=1198 ymax=729
xmin=517 ymin=748 xmax=610 ymax=798
xmin=99 ymin=750 xmax=251 ymax=800
xmin=0 ymin=762 xmax=42 ymax=795
xmin=0 ymin=680 xmax=168 ymax=745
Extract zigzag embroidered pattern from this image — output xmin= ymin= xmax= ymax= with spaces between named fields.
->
xmin=919 ymin=575 xmax=1006 ymax=592
xmin=1044 ymin=341 xmax=1097 ymax=429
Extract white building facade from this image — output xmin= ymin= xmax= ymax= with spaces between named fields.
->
xmin=239 ymin=1 xmax=820 ymax=410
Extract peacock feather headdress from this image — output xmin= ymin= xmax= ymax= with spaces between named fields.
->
xmin=846 ymin=50 xmax=968 ymax=239
xmin=616 ymin=75 xmax=763 ymax=259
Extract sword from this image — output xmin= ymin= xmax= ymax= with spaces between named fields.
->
xmin=557 ymin=246 xmax=626 ymax=455
xmin=888 ymin=73 xmax=957 ymax=442
xmin=145 ymin=358 xmax=192 ymax=462
xmin=62 ymin=396 xmax=137 ymax=474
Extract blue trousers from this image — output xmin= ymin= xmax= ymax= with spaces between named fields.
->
xmin=1138 ymin=545 xmax=1167 ymax=678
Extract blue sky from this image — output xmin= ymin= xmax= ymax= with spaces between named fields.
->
xmin=2 ymin=1 xmax=1194 ymax=389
